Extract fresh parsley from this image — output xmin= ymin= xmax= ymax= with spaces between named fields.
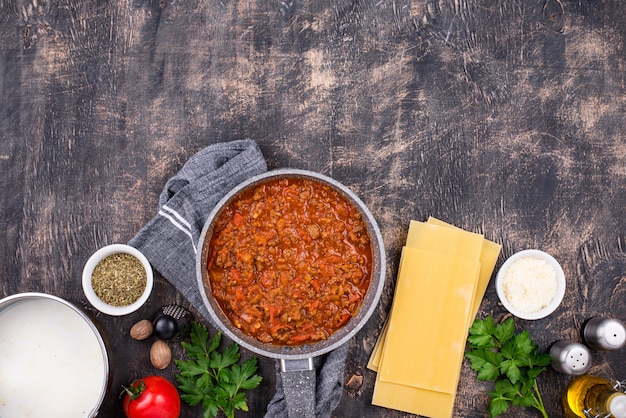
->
xmin=465 ymin=315 xmax=552 ymax=418
xmin=175 ymin=321 xmax=263 ymax=418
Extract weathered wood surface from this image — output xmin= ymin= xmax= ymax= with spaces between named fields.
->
xmin=1 ymin=0 xmax=625 ymax=416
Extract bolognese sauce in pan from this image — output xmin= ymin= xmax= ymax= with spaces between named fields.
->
xmin=207 ymin=177 xmax=373 ymax=346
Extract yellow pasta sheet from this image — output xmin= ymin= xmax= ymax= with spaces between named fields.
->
xmin=373 ymin=378 xmax=457 ymax=418
xmin=425 ymin=217 xmax=502 ymax=320
xmin=369 ymin=218 xmax=501 ymax=370
xmin=378 ymin=247 xmax=480 ymax=392
xmin=370 ymin=218 xmax=501 ymax=418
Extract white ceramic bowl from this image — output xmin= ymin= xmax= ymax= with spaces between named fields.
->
xmin=82 ymin=244 xmax=153 ymax=316
xmin=495 ymin=249 xmax=566 ymax=320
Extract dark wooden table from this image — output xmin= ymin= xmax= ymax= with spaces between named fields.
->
xmin=1 ymin=0 xmax=625 ymax=417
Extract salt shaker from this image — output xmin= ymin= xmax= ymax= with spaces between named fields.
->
xmin=549 ymin=340 xmax=591 ymax=375
xmin=584 ymin=317 xmax=626 ymax=351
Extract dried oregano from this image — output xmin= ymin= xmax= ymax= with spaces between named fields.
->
xmin=91 ymin=253 xmax=146 ymax=306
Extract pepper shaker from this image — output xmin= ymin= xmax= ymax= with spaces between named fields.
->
xmin=584 ymin=317 xmax=626 ymax=351
xmin=152 ymin=305 xmax=193 ymax=341
xmin=549 ymin=340 xmax=591 ymax=375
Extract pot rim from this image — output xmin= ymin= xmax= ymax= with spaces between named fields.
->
xmin=196 ymin=168 xmax=386 ymax=360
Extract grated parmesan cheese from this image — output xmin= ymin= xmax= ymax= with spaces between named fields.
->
xmin=502 ymin=256 xmax=558 ymax=314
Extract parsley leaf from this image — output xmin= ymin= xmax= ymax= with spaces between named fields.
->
xmin=493 ymin=317 xmax=515 ymax=346
xmin=465 ymin=315 xmax=549 ymax=418
xmin=175 ymin=322 xmax=263 ymax=418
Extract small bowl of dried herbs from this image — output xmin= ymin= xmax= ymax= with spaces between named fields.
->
xmin=82 ymin=244 xmax=153 ymax=316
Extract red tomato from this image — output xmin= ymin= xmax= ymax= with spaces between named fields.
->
xmin=122 ymin=376 xmax=181 ymax=418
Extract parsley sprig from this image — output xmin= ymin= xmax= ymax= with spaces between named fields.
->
xmin=465 ymin=315 xmax=552 ymax=417
xmin=175 ymin=322 xmax=263 ymax=418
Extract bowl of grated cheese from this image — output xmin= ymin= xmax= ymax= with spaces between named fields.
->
xmin=495 ymin=249 xmax=566 ymax=320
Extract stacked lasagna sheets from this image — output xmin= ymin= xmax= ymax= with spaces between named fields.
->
xmin=368 ymin=217 xmax=501 ymax=418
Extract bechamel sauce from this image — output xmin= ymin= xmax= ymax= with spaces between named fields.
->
xmin=0 ymin=297 xmax=107 ymax=417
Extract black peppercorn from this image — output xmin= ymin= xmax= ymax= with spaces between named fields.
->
xmin=153 ymin=314 xmax=178 ymax=340
xmin=152 ymin=305 xmax=193 ymax=340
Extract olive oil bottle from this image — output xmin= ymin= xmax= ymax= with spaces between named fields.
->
xmin=563 ymin=375 xmax=626 ymax=418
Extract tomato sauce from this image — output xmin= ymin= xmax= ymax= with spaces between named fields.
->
xmin=207 ymin=177 xmax=373 ymax=346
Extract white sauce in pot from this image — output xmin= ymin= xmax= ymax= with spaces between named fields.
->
xmin=0 ymin=297 xmax=107 ymax=418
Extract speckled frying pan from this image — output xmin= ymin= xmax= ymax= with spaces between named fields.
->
xmin=196 ymin=169 xmax=386 ymax=418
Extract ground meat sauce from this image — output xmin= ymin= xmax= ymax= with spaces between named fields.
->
xmin=207 ymin=177 xmax=373 ymax=346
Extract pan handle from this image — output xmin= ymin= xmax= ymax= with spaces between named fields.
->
xmin=280 ymin=358 xmax=316 ymax=418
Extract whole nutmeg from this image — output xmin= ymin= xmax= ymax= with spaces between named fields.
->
xmin=150 ymin=340 xmax=171 ymax=370
xmin=130 ymin=319 xmax=153 ymax=341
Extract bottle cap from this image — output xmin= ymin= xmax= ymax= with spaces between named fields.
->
xmin=549 ymin=340 xmax=591 ymax=375
xmin=609 ymin=392 xmax=626 ymax=418
xmin=584 ymin=317 xmax=626 ymax=351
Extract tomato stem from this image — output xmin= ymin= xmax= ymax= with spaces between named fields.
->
xmin=120 ymin=379 xmax=146 ymax=400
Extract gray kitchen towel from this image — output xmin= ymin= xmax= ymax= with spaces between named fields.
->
xmin=128 ymin=139 xmax=349 ymax=417
xmin=129 ymin=139 xmax=267 ymax=322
